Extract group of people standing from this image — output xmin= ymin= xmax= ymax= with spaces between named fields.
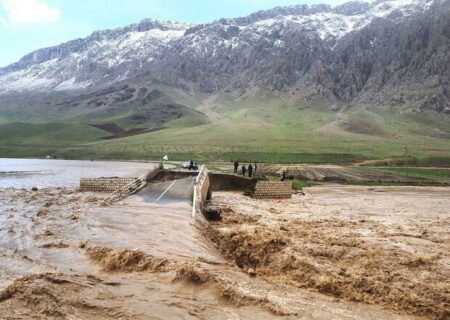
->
xmin=188 ymin=160 xmax=198 ymax=171
xmin=233 ymin=161 xmax=257 ymax=178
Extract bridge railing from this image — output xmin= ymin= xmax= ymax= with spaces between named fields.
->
xmin=102 ymin=173 xmax=147 ymax=205
xmin=101 ymin=166 xmax=161 ymax=205
xmin=192 ymin=165 xmax=209 ymax=218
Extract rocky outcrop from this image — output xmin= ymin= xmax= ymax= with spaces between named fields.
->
xmin=0 ymin=0 xmax=448 ymax=111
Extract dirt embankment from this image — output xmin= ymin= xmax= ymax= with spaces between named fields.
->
xmin=151 ymin=170 xmax=198 ymax=182
xmin=205 ymin=190 xmax=450 ymax=319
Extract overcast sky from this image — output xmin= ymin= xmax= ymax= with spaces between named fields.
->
xmin=0 ymin=0 xmax=352 ymax=67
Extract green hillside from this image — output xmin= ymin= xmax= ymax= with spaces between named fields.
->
xmin=0 ymin=91 xmax=449 ymax=165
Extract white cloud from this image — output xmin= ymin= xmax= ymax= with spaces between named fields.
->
xmin=2 ymin=0 xmax=61 ymax=25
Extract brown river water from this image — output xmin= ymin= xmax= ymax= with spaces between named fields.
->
xmin=0 ymin=158 xmax=157 ymax=188
xmin=0 ymin=159 xmax=447 ymax=319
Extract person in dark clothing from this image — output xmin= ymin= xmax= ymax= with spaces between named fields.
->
xmin=234 ymin=161 xmax=239 ymax=173
xmin=189 ymin=160 xmax=194 ymax=171
xmin=281 ymin=171 xmax=286 ymax=181
xmin=248 ymin=164 xmax=253 ymax=178
xmin=254 ymin=162 xmax=258 ymax=174
xmin=241 ymin=164 xmax=247 ymax=176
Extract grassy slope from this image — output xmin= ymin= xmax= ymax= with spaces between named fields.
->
xmin=72 ymin=96 xmax=450 ymax=164
xmin=366 ymin=167 xmax=450 ymax=181
xmin=0 ymin=93 xmax=449 ymax=165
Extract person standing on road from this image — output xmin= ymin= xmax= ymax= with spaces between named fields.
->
xmin=241 ymin=164 xmax=247 ymax=177
xmin=254 ymin=162 xmax=258 ymax=174
xmin=248 ymin=164 xmax=253 ymax=178
xmin=234 ymin=161 xmax=239 ymax=173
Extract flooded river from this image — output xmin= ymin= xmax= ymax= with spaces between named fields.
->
xmin=0 ymin=158 xmax=157 ymax=188
xmin=0 ymin=159 xmax=445 ymax=319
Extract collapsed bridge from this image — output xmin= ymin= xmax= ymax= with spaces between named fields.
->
xmin=79 ymin=165 xmax=293 ymax=215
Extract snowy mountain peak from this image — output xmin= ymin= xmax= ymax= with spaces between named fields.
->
xmin=0 ymin=0 xmax=442 ymax=94
xmin=217 ymin=0 xmax=433 ymax=41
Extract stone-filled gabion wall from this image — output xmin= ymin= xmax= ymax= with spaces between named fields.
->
xmin=252 ymin=181 xmax=293 ymax=199
xmin=79 ymin=178 xmax=137 ymax=192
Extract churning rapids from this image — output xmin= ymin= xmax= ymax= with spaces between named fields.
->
xmin=0 ymin=159 xmax=448 ymax=319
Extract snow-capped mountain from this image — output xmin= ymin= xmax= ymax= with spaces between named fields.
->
xmin=0 ymin=19 xmax=192 ymax=91
xmin=0 ymin=0 xmax=448 ymax=111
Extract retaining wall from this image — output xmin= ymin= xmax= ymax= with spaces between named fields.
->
xmin=253 ymin=181 xmax=293 ymax=199
xmin=80 ymin=166 xmax=161 ymax=193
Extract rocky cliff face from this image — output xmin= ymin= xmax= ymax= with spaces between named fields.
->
xmin=331 ymin=0 xmax=450 ymax=112
xmin=0 ymin=0 xmax=448 ymax=112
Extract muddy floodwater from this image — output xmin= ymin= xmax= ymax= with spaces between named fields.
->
xmin=0 ymin=158 xmax=157 ymax=188
xmin=0 ymin=162 xmax=448 ymax=319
